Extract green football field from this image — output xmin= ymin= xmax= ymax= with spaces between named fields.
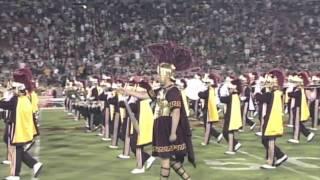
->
xmin=0 ymin=109 xmax=320 ymax=180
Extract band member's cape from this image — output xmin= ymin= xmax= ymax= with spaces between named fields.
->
xmin=289 ymin=87 xmax=310 ymax=122
xmin=257 ymin=90 xmax=284 ymax=136
xmin=180 ymin=89 xmax=190 ymax=117
xmin=0 ymin=95 xmax=36 ymax=145
xmin=199 ymin=87 xmax=219 ymax=122
xmin=137 ymin=99 xmax=154 ymax=146
xmin=223 ymin=93 xmax=243 ymax=130
xmin=294 ymin=72 xmax=311 ymax=121
xmin=300 ymin=88 xmax=310 ymax=121
xmin=15 ymin=96 xmax=36 ymax=144
xmin=220 ymin=79 xmax=243 ymax=131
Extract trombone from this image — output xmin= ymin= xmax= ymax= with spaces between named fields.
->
xmin=285 ymin=80 xmax=320 ymax=89
xmin=304 ymin=84 xmax=320 ymax=90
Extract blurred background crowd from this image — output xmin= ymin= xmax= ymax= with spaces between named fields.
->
xmin=0 ymin=0 xmax=319 ymax=87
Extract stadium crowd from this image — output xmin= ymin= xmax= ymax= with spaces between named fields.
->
xmin=0 ymin=0 xmax=319 ymax=86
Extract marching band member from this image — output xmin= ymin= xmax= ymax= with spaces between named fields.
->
xmin=116 ymin=80 xmax=131 ymax=159
xmin=239 ymin=74 xmax=256 ymax=131
xmin=220 ymin=79 xmax=243 ymax=155
xmin=74 ymin=82 xmax=87 ymax=122
xmin=285 ymin=73 xmax=297 ymax=128
xmin=188 ymin=74 xmax=205 ymax=119
xmin=288 ymin=72 xmax=315 ymax=143
xmin=64 ymin=78 xmax=72 ymax=112
xmin=99 ymin=76 xmax=113 ymax=141
xmin=248 ymin=72 xmax=259 ymax=119
xmin=109 ymin=80 xmax=123 ymax=149
xmin=198 ymin=73 xmax=223 ymax=146
xmin=256 ymin=70 xmax=288 ymax=169
xmin=0 ymin=69 xmax=43 ymax=180
xmin=118 ymin=78 xmax=139 ymax=160
xmin=106 ymin=83 xmax=116 ymax=142
xmin=87 ymin=77 xmax=101 ymax=101
xmin=86 ymin=77 xmax=100 ymax=131
xmin=176 ymin=79 xmax=190 ymax=118
xmin=308 ymin=73 xmax=320 ymax=130
xmin=23 ymin=78 xmax=40 ymax=152
xmin=218 ymin=75 xmax=234 ymax=114
xmin=125 ymin=80 xmax=156 ymax=174
xmin=254 ymin=75 xmax=267 ymax=137
xmin=1 ymin=83 xmax=14 ymax=165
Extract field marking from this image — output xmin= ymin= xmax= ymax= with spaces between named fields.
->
xmin=287 ymin=157 xmax=320 ymax=169
xmin=204 ymin=159 xmax=261 ymax=171
xmin=194 ymin=135 xmax=320 ymax=180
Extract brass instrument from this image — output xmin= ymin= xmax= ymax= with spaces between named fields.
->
xmin=251 ymin=81 xmax=274 ymax=89
xmin=304 ymin=84 xmax=320 ymax=90
xmin=0 ymin=87 xmax=7 ymax=93
xmin=283 ymin=82 xmax=320 ymax=89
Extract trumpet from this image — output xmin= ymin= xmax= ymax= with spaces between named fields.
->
xmin=251 ymin=82 xmax=275 ymax=89
xmin=283 ymin=83 xmax=320 ymax=89
xmin=0 ymin=87 xmax=7 ymax=93
xmin=304 ymin=84 xmax=320 ymax=90
xmin=0 ymin=86 xmax=15 ymax=93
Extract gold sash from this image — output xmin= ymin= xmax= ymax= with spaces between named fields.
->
xmin=300 ymin=88 xmax=310 ymax=122
xmin=207 ymin=87 xmax=219 ymax=122
xmin=137 ymin=99 xmax=154 ymax=146
xmin=229 ymin=94 xmax=242 ymax=131
xmin=265 ymin=90 xmax=284 ymax=136
xmin=12 ymin=96 xmax=35 ymax=144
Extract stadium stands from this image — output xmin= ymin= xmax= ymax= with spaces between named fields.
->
xmin=0 ymin=0 xmax=319 ymax=85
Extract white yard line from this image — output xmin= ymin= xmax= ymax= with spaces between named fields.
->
xmin=194 ymin=135 xmax=320 ymax=180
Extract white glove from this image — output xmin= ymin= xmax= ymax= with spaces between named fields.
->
xmin=240 ymin=96 xmax=247 ymax=101
xmin=119 ymin=95 xmax=127 ymax=101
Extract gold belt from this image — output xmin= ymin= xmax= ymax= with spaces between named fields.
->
xmin=155 ymin=107 xmax=170 ymax=117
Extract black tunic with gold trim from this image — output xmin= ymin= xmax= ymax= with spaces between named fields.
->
xmin=148 ymin=85 xmax=195 ymax=165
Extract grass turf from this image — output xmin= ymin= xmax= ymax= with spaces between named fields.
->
xmin=0 ymin=110 xmax=320 ymax=180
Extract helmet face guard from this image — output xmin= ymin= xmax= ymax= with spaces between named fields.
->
xmin=158 ymin=63 xmax=176 ymax=84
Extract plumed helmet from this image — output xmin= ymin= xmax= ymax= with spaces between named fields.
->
xmin=268 ymin=69 xmax=285 ymax=88
xmin=298 ymin=72 xmax=310 ymax=86
xmin=230 ymin=79 xmax=242 ymax=93
xmin=13 ymin=68 xmax=33 ymax=91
